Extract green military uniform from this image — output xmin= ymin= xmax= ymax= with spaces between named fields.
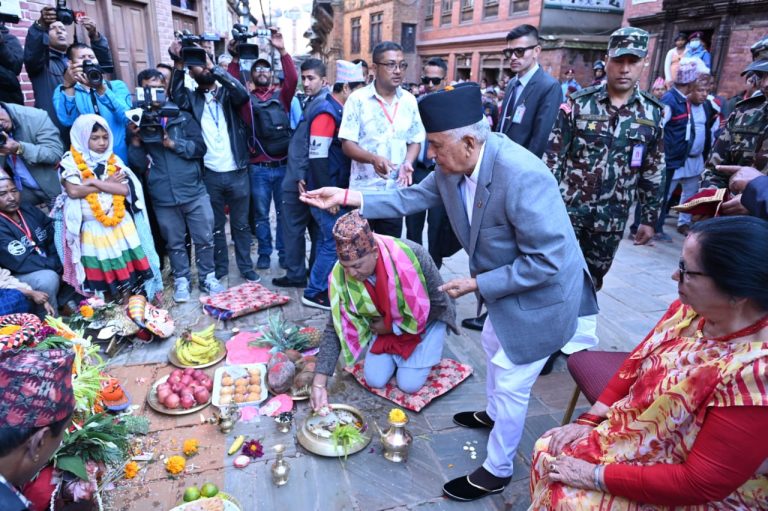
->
xmin=544 ymin=27 xmax=665 ymax=290
xmin=701 ymin=37 xmax=768 ymax=188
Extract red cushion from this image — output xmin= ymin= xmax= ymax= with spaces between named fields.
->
xmin=567 ymin=350 xmax=629 ymax=404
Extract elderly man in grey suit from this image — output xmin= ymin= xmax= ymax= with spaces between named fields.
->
xmin=302 ymin=83 xmax=596 ymax=502
xmin=0 ymin=103 xmax=63 ymax=208
xmin=463 ymin=23 xmax=563 ymax=334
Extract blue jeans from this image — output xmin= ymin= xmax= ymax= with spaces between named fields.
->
xmin=305 ymin=206 xmax=345 ymax=298
xmin=249 ymin=163 xmax=285 ymax=257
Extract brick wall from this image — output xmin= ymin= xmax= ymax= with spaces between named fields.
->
xmin=155 ymin=1 xmax=175 ymax=63
xmin=10 ymin=0 xmax=50 ymax=106
xmin=341 ymin=0 xmax=421 ymax=83
xmin=623 ymin=0 xmax=662 ymax=20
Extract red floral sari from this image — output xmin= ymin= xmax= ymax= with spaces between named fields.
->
xmin=529 ymin=301 xmax=768 ymax=510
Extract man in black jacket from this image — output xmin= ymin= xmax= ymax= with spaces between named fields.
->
xmin=128 ymin=69 xmax=225 ymax=302
xmin=23 ymin=7 xmax=113 ymax=144
xmin=168 ymin=41 xmax=257 ymax=283
xmin=0 ymin=24 xmax=23 ymax=105
xmin=0 ymin=177 xmax=62 ymax=316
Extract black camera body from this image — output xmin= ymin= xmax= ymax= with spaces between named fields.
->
xmin=82 ymin=60 xmax=103 ymax=88
xmin=132 ymin=87 xmax=180 ymax=144
xmin=231 ymin=24 xmax=260 ymax=61
xmin=56 ymin=0 xmax=74 ymax=25
xmin=177 ymin=30 xmax=219 ymax=68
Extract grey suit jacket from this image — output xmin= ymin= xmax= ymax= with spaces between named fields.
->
xmin=0 ymin=102 xmax=63 ymax=202
xmin=362 ymin=133 xmax=597 ymax=364
xmin=498 ymin=67 xmax=561 ymax=158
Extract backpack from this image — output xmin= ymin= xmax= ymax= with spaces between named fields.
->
xmin=250 ymin=91 xmax=291 ymax=158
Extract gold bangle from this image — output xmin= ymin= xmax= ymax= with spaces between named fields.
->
xmin=311 ymin=383 xmax=325 ymax=389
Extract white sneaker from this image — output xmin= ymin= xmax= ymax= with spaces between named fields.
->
xmin=200 ymin=273 xmax=226 ymax=294
xmin=173 ymin=277 xmax=191 ymax=303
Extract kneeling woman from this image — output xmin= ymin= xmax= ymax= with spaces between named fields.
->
xmin=311 ymin=212 xmax=457 ymax=411
xmin=56 ymin=114 xmax=162 ymax=302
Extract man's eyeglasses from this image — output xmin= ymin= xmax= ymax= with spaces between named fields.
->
xmin=376 ymin=61 xmax=408 ymax=72
xmin=678 ymin=259 xmax=707 ymax=281
xmin=503 ymin=45 xmax=538 ymax=59
xmin=421 ymin=76 xmax=443 ymax=86
xmin=253 ymin=66 xmax=271 ymax=73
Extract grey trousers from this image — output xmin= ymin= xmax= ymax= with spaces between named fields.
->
xmin=154 ymin=194 xmax=216 ymax=281
xmin=16 ymin=269 xmax=60 ymax=311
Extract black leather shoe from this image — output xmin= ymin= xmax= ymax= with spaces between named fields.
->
xmin=539 ymin=351 xmax=569 ymax=376
xmin=461 ymin=312 xmax=487 ymax=331
xmin=271 ymin=276 xmax=306 ymax=288
xmin=443 ymin=468 xmax=509 ymax=502
xmin=453 ymin=411 xmax=494 ymax=429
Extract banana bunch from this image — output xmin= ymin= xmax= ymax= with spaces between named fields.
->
xmin=175 ymin=324 xmax=219 ymax=366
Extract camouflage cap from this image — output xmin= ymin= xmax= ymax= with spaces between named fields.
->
xmin=742 ymin=36 xmax=768 ymax=75
xmin=608 ymin=27 xmax=649 ymax=58
xmin=750 ymin=36 xmax=768 ymax=61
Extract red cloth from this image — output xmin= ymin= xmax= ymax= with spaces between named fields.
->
xmin=309 ymin=112 xmax=336 ymax=138
xmin=363 ymin=251 xmax=421 ymax=360
xmin=227 ymin=52 xmax=298 ymax=163
xmin=605 ymin=406 xmax=768 ymax=505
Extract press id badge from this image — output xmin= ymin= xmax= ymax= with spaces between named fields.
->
xmin=685 ymin=122 xmax=691 ymax=141
xmin=512 ymin=105 xmax=526 ymax=124
xmin=631 ymin=144 xmax=645 ymax=168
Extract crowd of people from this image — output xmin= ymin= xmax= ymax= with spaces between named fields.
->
xmin=0 ymin=4 xmax=767 ymax=508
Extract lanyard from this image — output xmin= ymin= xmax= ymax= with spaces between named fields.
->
xmin=206 ymin=98 xmax=220 ymax=129
xmin=0 ymin=210 xmax=41 ymax=254
xmin=374 ymin=97 xmax=399 ymax=127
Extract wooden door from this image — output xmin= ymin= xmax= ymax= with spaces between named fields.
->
xmin=172 ymin=13 xmax=198 ymax=35
xmin=107 ymin=0 xmax=152 ymax=88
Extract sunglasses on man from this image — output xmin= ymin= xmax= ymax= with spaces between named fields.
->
xmin=421 ymin=76 xmax=443 ymax=86
xmin=503 ymin=45 xmax=538 ymax=59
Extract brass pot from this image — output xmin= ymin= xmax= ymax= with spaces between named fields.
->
xmin=377 ymin=417 xmax=413 ymax=463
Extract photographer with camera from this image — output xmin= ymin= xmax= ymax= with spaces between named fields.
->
xmin=0 ymin=102 xmax=63 ymax=208
xmin=52 ymin=43 xmax=132 ymax=161
xmin=168 ymin=37 xmax=259 ymax=283
xmin=24 ymin=4 xmax=114 ymax=141
xmin=127 ymin=69 xmax=225 ymax=302
xmin=226 ymin=27 xmax=297 ymax=271
xmin=0 ymin=23 xmax=23 ymax=105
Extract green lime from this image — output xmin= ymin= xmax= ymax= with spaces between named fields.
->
xmin=183 ymin=486 xmax=201 ymax=502
xmin=200 ymin=483 xmax=219 ymax=498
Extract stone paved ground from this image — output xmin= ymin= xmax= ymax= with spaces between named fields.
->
xmin=104 ymin=215 xmax=684 ymax=511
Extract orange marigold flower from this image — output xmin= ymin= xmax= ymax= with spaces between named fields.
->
xmin=124 ymin=461 xmax=139 ymax=479
xmin=79 ymin=305 xmax=94 ymax=318
xmin=182 ymin=438 xmax=199 ymax=456
xmin=165 ymin=455 xmax=186 ymax=475
xmin=388 ymin=408 xmax=407 ymax=423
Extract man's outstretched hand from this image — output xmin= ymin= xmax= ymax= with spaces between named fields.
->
xmin=301 ymin=187 xmax=362 ymax=210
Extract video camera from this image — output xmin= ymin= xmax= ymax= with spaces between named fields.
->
xmin=127 ymin=87 xmax=180 ymax=144
xmin=177 ymin=30 xmax=219 ymax=68
xmin=231 ymin=23 xmax=260 ymax=61
xmin=56 ymin=0 xmax=75 ymax=26
xmin=0 ymin=0 xmax=22 ymax=24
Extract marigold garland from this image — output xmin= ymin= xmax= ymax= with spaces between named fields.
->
xmin=165 ymin=455 xmax=186 ymax=475
xmin=124 ymin=461 xmax=139 ymax=479
xmin=71 ymin=147 xmax=126 ymax=227
xmin=182 ymin=438 xmax=199 ymax=456
xmin=79 ymin=305 xmax=94 ymax=318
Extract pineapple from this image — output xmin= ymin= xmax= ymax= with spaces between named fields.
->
xmin=255 ymin=312 xmax=312 ymax=353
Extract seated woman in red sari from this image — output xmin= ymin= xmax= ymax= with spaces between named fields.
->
xmin=530 ymin=216 xmax=768 ymax=510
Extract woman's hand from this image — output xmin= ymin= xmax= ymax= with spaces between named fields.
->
xmin=541 ymin=423 xmax=593 ymax=455
xmin=105 ymin=171 xmax=127 ymax=184
xmin=545 ymin=455 xmax=599 ymax=490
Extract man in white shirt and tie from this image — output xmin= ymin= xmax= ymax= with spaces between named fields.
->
xmin=464 ymin=24 xmax=562 ymax=333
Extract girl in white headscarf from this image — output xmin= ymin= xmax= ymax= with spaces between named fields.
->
xmin=55 ymin=114 xmax=162 ymax=301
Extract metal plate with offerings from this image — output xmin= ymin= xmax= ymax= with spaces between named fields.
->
xmin=296 ymin=404 xmax=372 ymax=457
xmin=169 ymin=339 xmax=227 ymax=369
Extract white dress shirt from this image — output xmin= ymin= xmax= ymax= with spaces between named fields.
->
xmin=462 ymin=143 xmax=486 ymax=225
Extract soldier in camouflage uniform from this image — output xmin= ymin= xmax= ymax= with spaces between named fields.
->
xmin=700 ymin=36 xmax=768 ymax=216
xmin=544 ymin=27 xmax=665 ymax=290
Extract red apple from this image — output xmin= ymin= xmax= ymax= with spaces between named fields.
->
xmin=183 ymin=368 xmax=195 ymax=377
xmin=164 ymin=393 xmax=180 ymax=409
xmin=180 ymin=394 xmax=196 ymax=409
xmin=180 ymin=375 xmax=193 ymax=386
xmin=193 ymin=388 xmax=210 ymax=404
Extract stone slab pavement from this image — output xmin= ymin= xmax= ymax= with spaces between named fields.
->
xmin=104 ymin=215 xmax=685 ymax=510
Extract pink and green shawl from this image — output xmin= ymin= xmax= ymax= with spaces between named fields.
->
xmin=329 ymin=235 xmax=430 ymax=366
